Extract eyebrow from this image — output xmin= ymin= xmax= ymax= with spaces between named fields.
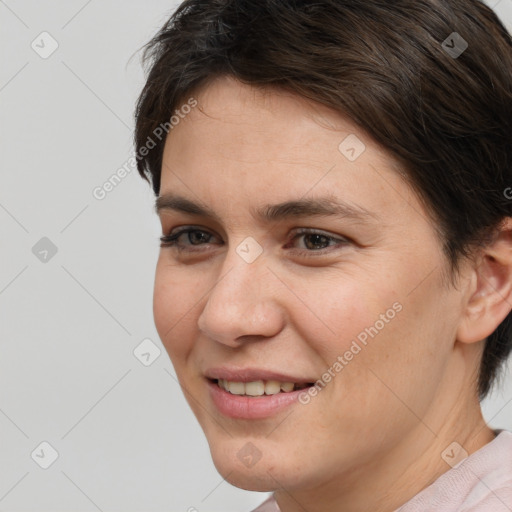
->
xmin=155 ymin=193 xmax=380 ymax=224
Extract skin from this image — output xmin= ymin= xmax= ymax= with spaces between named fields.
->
xmin=153 ymin=75 xmax=512 ymax=512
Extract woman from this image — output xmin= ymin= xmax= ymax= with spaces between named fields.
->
xmin=133 ymin=1 xmax=512 ymax=510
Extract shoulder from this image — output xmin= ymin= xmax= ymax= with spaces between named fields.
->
xmin=397 ymin=429 xmax=512 ymax=512
xmin=460 ymin=430 xmax=512 ymax=511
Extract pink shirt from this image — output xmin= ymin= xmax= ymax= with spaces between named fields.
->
xmin=250 ymin=429 xmax=512 ymax=512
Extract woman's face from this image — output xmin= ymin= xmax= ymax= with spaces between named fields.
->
xmin=153 ymin=76 xmax=474 ymax=493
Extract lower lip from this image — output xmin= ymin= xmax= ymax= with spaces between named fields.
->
xmin=207 ymin=380 xmax=307 ymax=419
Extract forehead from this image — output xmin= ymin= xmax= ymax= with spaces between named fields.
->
xmin=160 ymin=76 xmax=426 ymax=227
xmin=175 ymin=76 xmax=372 ymax=149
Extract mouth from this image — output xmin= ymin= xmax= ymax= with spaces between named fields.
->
xmin=210 ymin=378 xmax=314 ymax=396
xmin=206 ymin=377 xmax=316 ymax=419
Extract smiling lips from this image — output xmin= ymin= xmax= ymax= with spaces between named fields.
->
xmin=216 ymin=379 xmax=311 ymax=396
xmin=205 ymin=368 xmax=316 ymax=419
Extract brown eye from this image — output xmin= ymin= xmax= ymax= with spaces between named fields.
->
xmin=286 ymin=229 xmax=350 ymax=255
xmin=159 ymin=228 xmax=219 ymax=249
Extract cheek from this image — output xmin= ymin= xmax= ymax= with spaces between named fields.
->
xmin=298 ymin=267 xmax=437 ymax=386
xmin=327 ymin=282 xmax=454 ymax=432
xmin=153 ymin=262 xmax=200 ymax=359
xmin=290 ymin=271 xmax=385 ymax=354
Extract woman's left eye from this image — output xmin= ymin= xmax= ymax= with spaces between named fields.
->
xmin=286 ymin=229 xmax=349 ymax=253
xmin=159 ymin=227 xmax=349 ymax=255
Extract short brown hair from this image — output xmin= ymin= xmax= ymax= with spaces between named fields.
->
xmin=134 ymin=0 xmax=512 ymax=400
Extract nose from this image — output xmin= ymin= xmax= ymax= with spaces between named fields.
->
xmin=196 ymin=245 xmax=286 ymax=347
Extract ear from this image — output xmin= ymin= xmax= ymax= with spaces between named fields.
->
xmin=457 ymin=218 xmax=512 ymax=344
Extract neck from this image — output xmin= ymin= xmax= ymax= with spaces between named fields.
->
xmin=274 ymin=375 xmax=495 ymax=512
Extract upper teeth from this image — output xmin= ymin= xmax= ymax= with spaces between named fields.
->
xmin=217 ymin=379 xmax=309 ymax=396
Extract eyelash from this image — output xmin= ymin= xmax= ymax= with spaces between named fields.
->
xmin=159 ymin=227 xmax=350 ymax=256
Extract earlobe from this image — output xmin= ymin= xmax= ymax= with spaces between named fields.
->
xmin=457 ymin=218 xmax=512 ymax=344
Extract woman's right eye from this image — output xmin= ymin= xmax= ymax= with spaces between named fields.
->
xmin=159 ymin=228 xmax=220 ymax=251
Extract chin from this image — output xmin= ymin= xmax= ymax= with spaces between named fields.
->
xmin=206 ymin=440 xmax=278 ymax=491
xmin=223 ymin=469 xmax=277 ymax=492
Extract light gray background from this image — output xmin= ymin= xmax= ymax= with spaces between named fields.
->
xmin=1 ymin=1 xmax=511 ymax=511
